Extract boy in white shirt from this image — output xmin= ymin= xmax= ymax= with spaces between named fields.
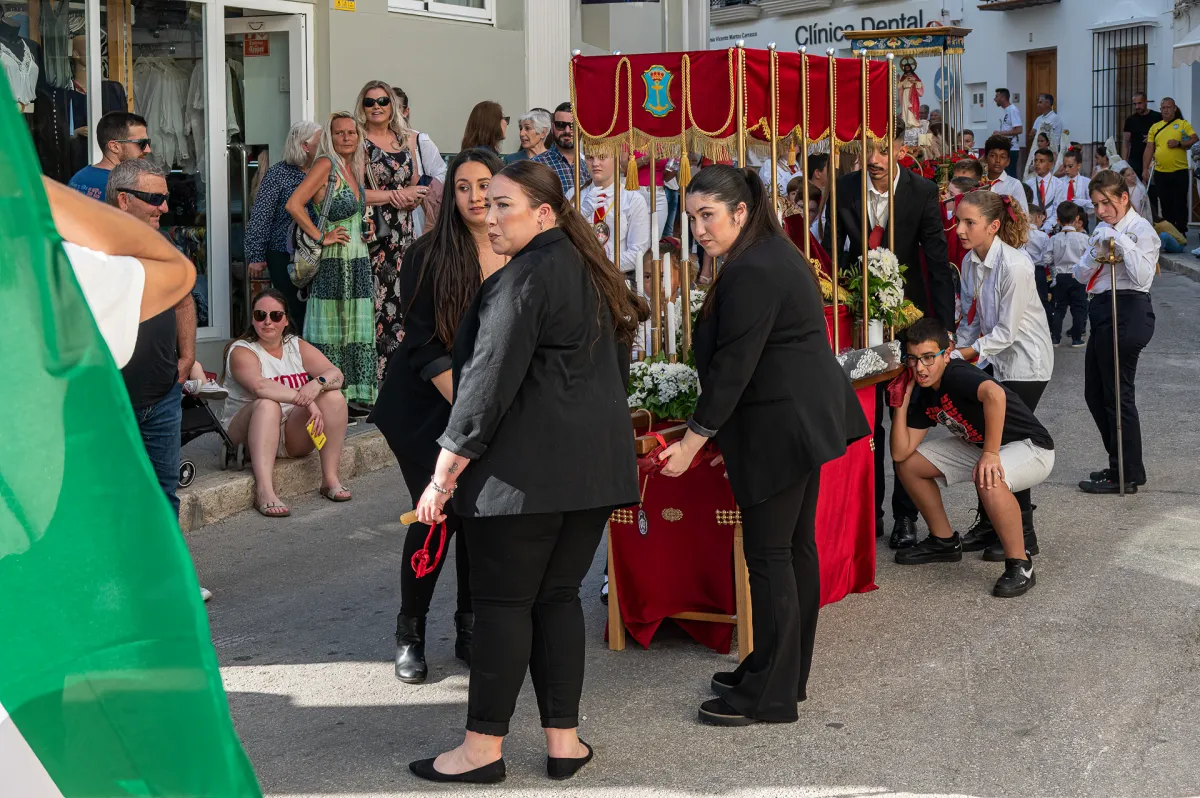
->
xmin=1024 ymin=205 xmax=1052 ymax=320
xmin=567 ymin=149 xmax=650 ymax=278
xmin=1024 ymin=148 xmax=1064 ymax=233
xmin=1060 ymin=149 xmax=1093 ymax=229
xmin=983 ymin=135 xmax=1029 ymax=213
xmin=1049 ymin=201 xmax=1090 ymax=347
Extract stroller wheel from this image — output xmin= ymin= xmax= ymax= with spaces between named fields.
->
xmin=238 ymin=444 xmax=250 ymax=470
xmin=179 ymin=460 xmax=197 ymax=488
xmin=220 ymin=442 xmax=235 ymax=470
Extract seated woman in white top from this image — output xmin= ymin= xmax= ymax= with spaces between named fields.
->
xmin=222 ymin=288 xmax=351 ymax=517
xmin=566 ymin=149 xmax=650 ymax=276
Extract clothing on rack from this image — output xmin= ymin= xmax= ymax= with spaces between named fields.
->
xmin=134 ymin=55 xmax=192 ymax=171
xmin=187 ymin=59 xmax=241 ymax=175
xmin=0 ymin=33 xmax=38 ymax=105
xmin=38 ymin=0 xmax=71 ymax=89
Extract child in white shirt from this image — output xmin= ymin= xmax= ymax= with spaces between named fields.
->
xmin=1024 ymin=148 xmax=1065 ymax=233
xmin=1024 ymin=205 xmax=1052 ymax=319
xmin=1049 ymin=201 xmax=1090 ymax=347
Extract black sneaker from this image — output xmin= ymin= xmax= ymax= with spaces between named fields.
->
xmin=959 ymin=510 xmax=997 ymax=552
xmin=1087 ymin=468 xmax=1146 ymax=486
xmin=1070 ymin=337 xmax=1085 ymax=348
xmin=1051 ymin=336 xmax=1061 ymax=346
xmin=1079 ymin=478 xmax=1139 ymax=495
xmin=993 ymin=558 xmax=1036 ymax=598
xmin=895 ymin=532 xmax=962 ymax=565
xmin=888 ymin=517 xmax=918 ymax=550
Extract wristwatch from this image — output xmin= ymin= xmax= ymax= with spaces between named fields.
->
xmin=317 ymin=376 xmax=328 ymax=387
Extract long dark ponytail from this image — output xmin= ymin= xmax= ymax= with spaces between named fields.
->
xmin=685 ymin=165 xmax=807 ymax=317
xmin=405 ymin=147 xmax=505 ymax=348
xmin=498 ymin=159 xmax=645 ymax=345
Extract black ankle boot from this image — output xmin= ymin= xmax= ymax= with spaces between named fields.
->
xmin=395 ymin=614 xmax=427 ymax=684
xmin=454 ymin=612 xmax=473 ymax=665
xmin=982 ymin=509 xmax=1039 ymax=562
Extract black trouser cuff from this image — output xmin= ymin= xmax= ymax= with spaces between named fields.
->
xmin=465 ymin=717 xmax=509 ymax=737
xmin=541 ymin=715 xmax=578 ymax=730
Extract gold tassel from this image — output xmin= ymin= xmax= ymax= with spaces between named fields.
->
xmin=626 ymin=151 xmax=639 ymax=191
xmin=679 ymin=152 xmax=691 ymax=188
xmin=787 ymin=139 xmax=797 ymax=168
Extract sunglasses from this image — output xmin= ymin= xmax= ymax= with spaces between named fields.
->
xmin=903 ymin=349 xmax=947 ymax=367
xmin=120 ymin=188 xmax=169 ymax=207
xmin=362 ymin=96 xmax=391 ymax=109
xmin=553 ymin=120 xmax=572 ymax=130
xmin=252 ymin=309 xmax=286 ymax=323
xmin=113 ymin=138 xmax=152 ymax=151
xmin=503 ymin=116 xmax=510 ymax=124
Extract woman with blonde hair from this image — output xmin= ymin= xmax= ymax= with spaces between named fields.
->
xmin=286 ymin=111 xmax=378 ymax=407
xmin=460 ymin=100 xmax=508 ymax=153
xmin=355 ymin=79 xmax=431 ymax=386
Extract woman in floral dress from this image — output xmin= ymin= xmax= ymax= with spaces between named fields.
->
xmin=356 ymin=79 xmax=429 ymax=383
xmin=285 ymin=112 xmax=378 ymax=406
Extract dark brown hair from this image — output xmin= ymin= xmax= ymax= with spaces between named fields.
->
xmin=496 ymin=159 xmax=644 ymax=345
xmin=952 ymin=158 xmax=985 ymax=180
xmin=461 ymin=100 xmax=505 ymax=152
xmin=957 ymin=190 xmax=1029 ymax=249
xmin=221 ymin=288 xmax=297 ymax=381
xmin=1089 ymin=169 xmax=1130 ymax=206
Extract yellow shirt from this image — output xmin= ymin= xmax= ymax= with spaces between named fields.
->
xmin=1148 ymin=118 xmax=1196 ymax=172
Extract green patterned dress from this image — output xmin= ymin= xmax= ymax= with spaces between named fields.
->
xmin=303 ymin=167 xmax=377 ymax=405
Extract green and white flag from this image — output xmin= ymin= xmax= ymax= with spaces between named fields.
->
xmin=0 ymin=75 xmax=260 ymax=797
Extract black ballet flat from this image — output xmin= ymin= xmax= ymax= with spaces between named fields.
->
xmin=408 ymin=756 xmax=506 ymax=784
xmin=547 ymin=739 xmax=593 ymax=780
xmin=698 ymin=698 xmax=760 ymax=727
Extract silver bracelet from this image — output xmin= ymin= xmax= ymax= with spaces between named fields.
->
xmin=429 ymin=479 xmax=455 ymax=497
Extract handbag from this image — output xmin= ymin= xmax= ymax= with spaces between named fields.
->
xmin=364 ymin=149 xmax=393 ymax=249
xmin=288 ymin=168 xmax=339 ymax=288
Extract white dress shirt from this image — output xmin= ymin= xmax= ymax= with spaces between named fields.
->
xmin=759 ymin=158 xmax=803 ymax=197
xmin=1072 ymin=210 xmax=1159 ymax=294
xmin=867 ymin=171 xmax=900 ymax=230
xmin=1050 ymin=226 xmax=1090 ymax=278
xmin=568 ymin=181 xmax=650 ymax=274
xmin=1025 ymin=173 xmax=1065 ymax=231
xmin=989 ymin=172 xmax=1030 ymax=213
xmin=1031 ymin=111 xmax=1064 ymax=151
xmin=956 ymin=237 xmax=1054 ymax=382
xmin=1023 ymin=226 xmax=1050 ymax=270
xmin=999 ymin=103 xmax=1024 ymax=149
xmin=1060 ymin=174 xmax=1093 ymax=213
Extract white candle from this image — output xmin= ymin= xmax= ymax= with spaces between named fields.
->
xmin=667 ymin=302 xmax=677 ymax=355
xmin=662 ymin=251 xmax=673 ymax=303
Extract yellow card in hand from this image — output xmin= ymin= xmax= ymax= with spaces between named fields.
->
xmin=307 ymin=418 xmax=326 ymax=450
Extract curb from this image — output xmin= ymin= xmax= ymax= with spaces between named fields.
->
xmin=178 ymin=431 xmax=396 ymax=532
xmin=1159 ymin=252 xmax=1200 ymax=283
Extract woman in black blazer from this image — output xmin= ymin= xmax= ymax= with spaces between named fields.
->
xmin=370 ymin=148 xmax=505 ymax=683
xmin=660 ymin=166 xmax=870 ymax=726
xmin=409 ymin=160 xmax=642 ymax=783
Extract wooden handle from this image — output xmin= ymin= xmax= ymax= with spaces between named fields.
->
xmin=400 ymin=510 xmax=418 ymax=525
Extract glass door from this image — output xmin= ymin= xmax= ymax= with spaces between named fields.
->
xmin=221 ymin=10 xmax=309 ymax=336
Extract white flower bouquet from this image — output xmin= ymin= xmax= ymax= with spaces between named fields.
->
xmin=845 ymin=247 xmax=909 ymax=326
xmin=627 ymin=355 xmax=700 ymax=421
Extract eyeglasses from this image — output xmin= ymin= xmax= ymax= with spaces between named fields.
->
xmin=119 ymin=188 xmax=169 ymax=207
xmin=903 ymin=349 xmax=947 ymax=367
xmin=553 ymin=121 xmax=572 ymax=130
xmin=113 ymin=138 xmax=152 ymax=151
xmin=252 ymin=310 xmax=286 ymax=323
xmin=503 ymin=116 xmax=510 ymax=124
xmin=362 ymin=96 xmax=391 ymax=109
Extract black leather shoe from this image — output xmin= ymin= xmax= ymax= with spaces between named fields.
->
xmin=982 ymin=509 xmax=1039 ymax=562
xmin=959 ymin=509 xmax=997 ymax=552
xmin=1079 ymin=477 xmax=1139 ymax=495
xmin=394 ymin=614 xmax=427 ymax=684
xmin=888 ymin=517 xmax=918 ymax=550
xmin=698 ymin=698 xmax=759 ymax=726
xmin=993 ymin=558 xmax=1036 ymax=598
xmin=454 ymin=611 xmax=473 ymax=665
xmin=409 ymin=756 xmax=506 ymax=784
xmin=547 ymin=740 xmax=593 ymax=780
xmin=711 ymin=670 xmax=739 ymax=697
xmin=895 ymin=532 xmax=962 ymax=565
xmin=1087 ymin=469 xmax=1146 ymax=486
xmin=875 ymin=515 xmax=885 ymax=538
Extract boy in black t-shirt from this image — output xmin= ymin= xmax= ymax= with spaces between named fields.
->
xmin=891 ymin=319 xmax=1055 ymax=597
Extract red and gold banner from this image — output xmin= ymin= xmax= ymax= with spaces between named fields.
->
xmin=570 ymin=48 xmax=892 ymax=149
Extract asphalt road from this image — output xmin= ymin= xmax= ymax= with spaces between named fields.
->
xmin=189 ymin=271 xmax=1200 ymax=798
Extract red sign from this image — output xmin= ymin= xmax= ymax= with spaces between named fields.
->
xmin=243 ymin=33 xmax=270 ymax=58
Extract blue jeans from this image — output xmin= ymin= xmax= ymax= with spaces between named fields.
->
xmin=663 ymin=187 xmax=680 ymax=238
xmin=133 ymin=381 xmax=183 ymax=517
xmin=1158 ymin=232 xmax=1185 ymax=253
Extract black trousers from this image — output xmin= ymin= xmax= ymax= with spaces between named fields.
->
xmin=875 ymin=383 xmax=919 ymax=523
xmin=266 ymin=249 xmax=307 ymax=334
xmin=1051 ymin=274 xmax=1089 ymax=341
xmin=396 ymin=457 xmax=470 ymax=617
xmin=723 ymin=472 xmax=821 ymax=722
xmin=463 ymin=507 xmax=609 ymax=736
xmin=1085 ymin=292 xmax=1155 ymax=483
xmin=1001 ymin=380 xmax=1048 ymax=512
xmin=1152 ymin=169 xmax=1190 ymax=234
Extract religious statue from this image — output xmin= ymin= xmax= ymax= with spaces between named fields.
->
xmin=898 ymin=57 xmax=924 ymax=131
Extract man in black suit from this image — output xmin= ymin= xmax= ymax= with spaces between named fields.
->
xmin=824 ymin=116 xmax=956 ymax=549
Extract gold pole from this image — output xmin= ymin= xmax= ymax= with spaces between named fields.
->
xmin=860 ymin=49 xmax=871 ymax=346
xmin=769 ymin=42 xmax=779 ymax=216
xmin=680 ymin=243 xmax=692 ymax=360
xmin=940 ymin=46 xmax=948 ymax=160
xmin=887 ymin=53 xmax=896 ymax=258
xmin=827 ymin=48 xmax=839 ymax=353
xmin=736 ymin=40 xmax=747 ymax=168
xmin=571 ymin=50 xmax=582 ymax=212
xmin=800 ymin=47 xmax=810 ymax=262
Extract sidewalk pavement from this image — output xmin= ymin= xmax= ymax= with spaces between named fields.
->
xmin=1159 ymin=249 xmax=1200 ymax=283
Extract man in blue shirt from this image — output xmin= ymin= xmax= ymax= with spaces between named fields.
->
xmin=68 ymin=111 xmax=152 ymax=202
xmin=533 ymin=102 xmax=590 ymax=195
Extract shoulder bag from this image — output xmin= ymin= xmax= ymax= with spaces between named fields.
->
xmin=288 ymin=165 xmax=339 ymax=288
xmin=364 ymin=143 xmax=393 ymax=249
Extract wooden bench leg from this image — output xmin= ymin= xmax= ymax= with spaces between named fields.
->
xmin=606 ymin=525 xmax=626 ymax=651
xmin=733 ymin=522 xmax=752 ymax=662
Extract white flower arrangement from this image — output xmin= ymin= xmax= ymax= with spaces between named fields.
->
xmin=627 ymin=356 xmax=700 ymax=421
xmin=847 ymin=247 xmax=908 ymax=326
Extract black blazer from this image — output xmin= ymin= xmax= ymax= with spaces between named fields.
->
xmin=440 ymin=228 xmax=639 ymax=517
xmin=823 ymin=167 xmax=957 ymax=329
xmin=368 ymin=240 xmax=451 ymax=473
xmin=691 ymin=234 xmax=870 ymax=508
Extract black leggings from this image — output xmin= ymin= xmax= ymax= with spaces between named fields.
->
xmin=722 ymin=472 xmax=821 ymax=722
xmin=1002 ymin=379 xmax=1048 ymax=512
xmin=463 ymin=507 xmax=609 ymax=737
xmin=397 ymin=457 xmax=470 ymax=617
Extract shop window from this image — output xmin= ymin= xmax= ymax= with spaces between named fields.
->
xmin=1091 ymin=26 xmax=1152 ymax=148
xmin=389 ymin=0 xmax=493 ymax=24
